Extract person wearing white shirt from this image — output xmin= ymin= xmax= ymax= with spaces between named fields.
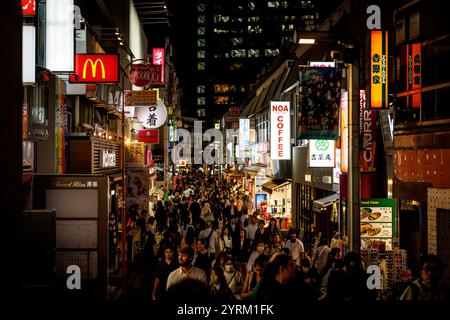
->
xmin=245 ymin=214 xmax=258 ymax=246
xmin=198 ymin=222 xmax=218 ymax=259
xmin=284 ymin=229 xmax=305 ymax=266
xmin=218 ymin=227 xmax=233 ymax=254
xmin=166 ymin=246 xmax=207 ymax=290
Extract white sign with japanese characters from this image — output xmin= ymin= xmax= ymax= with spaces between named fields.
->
xmin=134 ymin=101 xmax=167 ymax=129
xmin=309 ymin=139 xmax=335 ymax=167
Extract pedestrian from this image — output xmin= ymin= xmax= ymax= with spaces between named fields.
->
xmin=283 ymin=229 xmax=305 ymax=266
xmin=401 ymin=254 xmax=449 ymax=300
xmin=152 ymin=244 xmax=179 ymax=301
xmin=223 ymin=256 xmax=244 ymax=296
xmin=209 ymin=265 xmax=235 ymax=302
xmin=166 ymin=246 xmax=207 ymax=291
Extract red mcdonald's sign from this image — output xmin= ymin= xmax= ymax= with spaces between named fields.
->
xmin=69 ymin=54 xmax=119 ymax=83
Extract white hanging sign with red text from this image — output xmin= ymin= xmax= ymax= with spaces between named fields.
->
xmin=270 ymin=101 xmax=290 ymax=160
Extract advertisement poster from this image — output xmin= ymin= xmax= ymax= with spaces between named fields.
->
xmin=125 ymin=167 xmax=149 ymax=213
xmin=125 ymin=142 xmax=145 ymax=166
xmin=298 ymin=67 xmax=342 ymax=140
xmin=360 ymin=198 xmax=396 ymax=250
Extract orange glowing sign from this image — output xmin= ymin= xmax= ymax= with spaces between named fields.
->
xmin=407 ymin=43 xmax=421 ymax=109
xmin=370 ymin=30 xmax=388 ymax=109
xmin=69 ymin=54 xmax=119 ymax=83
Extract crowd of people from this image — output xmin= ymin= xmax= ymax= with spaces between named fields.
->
xmin=124 ymin=170 xmax=449 ymax=302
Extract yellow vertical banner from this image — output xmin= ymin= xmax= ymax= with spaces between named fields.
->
xmin=370 ymin=30 xmax=388 ymax=109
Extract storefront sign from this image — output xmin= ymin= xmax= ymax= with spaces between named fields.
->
xmin=46 ymin=0 xmax=74 ymax=72
xmin=298 ymin=67 xmax=341 ymax=139
xmin=22 ymin=25 xmax=35 ymax=84
xmin=129 ymin=63 xmax=162 ymax=87
xmin=124 ymin=90 xmax=157 ymax=106
xmin=54 ymin=180 xmax=98 ymax=188
xmin=138 ymin=129 xmax=159 ymax=144
xmin=239 ymin=119 xmax=250 ymax=149
xmin=406 ymin=43 xmax=421 ymax=109
xmin=134 ymin=101 xmax=168 ymax=129
xmin=22 ymin=0 xmax=36 ymax=15
xmin=69 ymin=54 xmax=118 ymax=83
xmin=152 ymin=48 xmax=165 ymax=83
xmin=255 ymin=174 xmax=268 ymax=192
xmin=229 ymin=107 xmax=240 ymax=116
xmin=370 ymin=30 xmax=388 ymax=108
xmin=125 ymin=142 xmax=145 ymax=166
xmin=309 ymin=61 xmax=335 ymax=67
xmin=100 ymin=150 xmax=116 ymax=168
xmin=340 ymin=91 xmax=348 ymax=173
xmin=270 ymin=101 xmax=290 ymax=160
xmin=334 ymin=149 xmax=341 ymax=184
xmin=360 ymin=107 xmax=378 ymax=172
xmin=179 ymin=159 xmax=187 ymax=167
xmin=309 ymin=140 xmax=335 ymax=168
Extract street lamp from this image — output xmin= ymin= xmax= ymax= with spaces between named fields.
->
xmin=296 ymin=31 xmax=361 ymax=253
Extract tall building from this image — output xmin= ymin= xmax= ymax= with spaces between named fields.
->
xmin=169 ymin=0 xmax=326 ymax=127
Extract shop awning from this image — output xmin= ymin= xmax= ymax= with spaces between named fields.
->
xmin=262 ymin=179 xmax=291 ymax=194
xmin=313 ymin=193 xmax=339 ymax=212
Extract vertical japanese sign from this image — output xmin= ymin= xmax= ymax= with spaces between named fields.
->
xmin=340 ymin=91 xmax=348 ymax=173
xmin=309 ymin=140 xmax=335 ymax=167
xmin=370 ymin=30 xmax=388 ymax=109
xmin=298 ymin=67 xmax=341 ymax=139
xmin=360 ymin=89 xmax=377 ymax=172
xmin=22 ymin=0 xmax=36 ymax=15
xmin=270 ymin=101 xmax=290 ymax=160
xmin=152 ymin=48 xmax=165 ymax=83
xmin=239 ymin=119 xmax=250 ymax=149
xmin=134 ymin=102 xmax=168 ymax=129
xmin=406 ymin=43 xmax=421 ymax=109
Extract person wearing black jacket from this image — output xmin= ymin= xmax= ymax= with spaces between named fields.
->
xmin=253 ymin=220 xmax=271 ymax=250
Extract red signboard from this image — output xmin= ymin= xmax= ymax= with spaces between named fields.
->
xmin=138 ymin=129 xmax=159 ymax=144
xmin=360 ymin=105 xmax=378 ymax=172
xmin=406 ymin=43 xmax=421 ymax=109
xmin=129 ymin=63 xmax=162 ymax=87
xmin=22 ymin=0 xmax=36 ymax=16
xmin=69 ymin=54 xmax=119 ymax=83
xmin=152 ymin=48 xmax=165 ymax=83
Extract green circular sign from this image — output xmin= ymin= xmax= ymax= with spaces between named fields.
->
xmin=315 ymin=140 xmax=329 ymax=151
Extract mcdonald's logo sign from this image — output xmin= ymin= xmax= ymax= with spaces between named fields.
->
xmin=69 ymin=54 xmax=119 ymax=83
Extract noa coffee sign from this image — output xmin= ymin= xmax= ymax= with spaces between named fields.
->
xmin=129 ymin=63 xmax=162 ymax=87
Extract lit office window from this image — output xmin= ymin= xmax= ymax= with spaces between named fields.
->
xmin=214 ymin=84 xmax=229 ymax=93
xmin=197 ymin=27 xmax=205 ymax=35
xmin=214 ymin=15 xmax=230 ymax=23
xmin=197 ymin=97 xmax=206 ymax=105
xmin=248 ymin=16 xmax=260 ymax=22
xmin=197 ymin=38 xmax=206 ymax=47
xmin=231 ymin=49 xmax=246 ymax=58
xmin=213 ymin=28 xmax=229 ymax=34
xmin=214 ymin=96 xmax=229 ymax=104
xmin=197 ymin=3 xmax=205 ymax=12
xmin=265 ymin=49 xmax=279 ymax=57
xmin=248 ymin=49 xmax=260 ymax=57
xmin=197 ymin=85 xmax=206 ymax=94
xmin=197 ymin=109 xmax=206 ymax=117
xmin=197 ymin=50 xmax=205 ymax=59
xmin=248 ymin=25 xmax=263 ymax=33
xmin=289 ymin=24 xmax=294 ymax=31
xmin=282 ymin=1 xmax=289 ymax=9
xmin=248 ymin=2 xmax=256 ymax=10
xmin=231 ymin=37 xmax=243 ymax=46
xmin=198 ymin=15 xmax=205 ymax=24
xmin=267 ymin=2 xmax=280 ymax=8
xmin=197 ymin=62 xmax=205 ymax=70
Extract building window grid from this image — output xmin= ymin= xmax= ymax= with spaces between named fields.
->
xmin=197 ymin=3 xmax=206 ymax=12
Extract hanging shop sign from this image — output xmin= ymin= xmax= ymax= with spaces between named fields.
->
xmin=370 ymin=30 xmax=389 ymax=109
xmin=22 ymin=0 xmax=36 ymax=15
xmin=134 ymin=101 xmax=168 ymax=129
xmin=406 ymin=43 xmax=421 ymax=109
xmin=22 ymin=25 xmax=35 ymax=84
xmin=138 ymin=129 xmax=159 ymax=144
xmin=239 ymin=118 xmax=250 ymax=149
xmin=334 ymin=149 xmax=341 ymax=184
xmin=129 ymin=63 xmax=162 ymax=87
xmin=152 ymin=48 xmax=165 ymax=83
xmin=100 ymin=150 xmax=117 ymax=168
xmin=298 ymin=67 xmax=341 ymax=140
xmin=124 ymin=90 xmax=157 ymax=106
xmin=125 ymin=142 xmax=145 ymax=166
xmin=46 ymin=0 xmax=74 ymax=72
xmin=229 ymin=107 xmax=240 ymax=117
xmin=360 ymin=107 xmax=378 ymax=172
xmin=270 ymin=101 xmax=290 ymax=160
xmin=309 ymin=61 xmax=335 ymax=67
xmin=309 ymin=140 xmax=335 ymax=168
xmin=69 ymin=54 xmax=119 ymax=83
xmin=360 ymin=199 xmax=396 ymax=250
xmin=340 ymin=91 xmax=348 ymax=173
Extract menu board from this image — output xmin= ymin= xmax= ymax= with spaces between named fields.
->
xmin=360 ymin=199 xmax=396 ymax=241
